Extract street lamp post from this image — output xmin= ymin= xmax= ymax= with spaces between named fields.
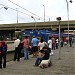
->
xmin=56 ymin=17 xmax=61 ymax=59
xmin=31 ymin=16 xmax=36 ymax=30
xmin=66 ymin=0 xmax=72 ymax=45
xmin=15 ymin=8 xmax=18 ymax=38
xmin=43 ymin=5 xmax=45 ymax=22
xmin=0 ymin=7 xmax=8 ymax=10
xmin=0 ymin=7 xmax=8 ymax=21
xmin=17 ymin=8 xmax=18 ymax=24
xmin=0 ymin=6 xmax=8 ymax=39
xmin=31 ymin=16 xmax=40 ymax=30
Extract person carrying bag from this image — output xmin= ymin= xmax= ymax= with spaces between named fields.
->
xmin=0 ymin=37 xmax=8 ymax=69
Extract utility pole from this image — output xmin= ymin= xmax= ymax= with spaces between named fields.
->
xmin=43 ymin=5 xmax=45 ymax=22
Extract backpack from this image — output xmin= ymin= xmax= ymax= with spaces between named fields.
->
xmin=1 ymin=42 xmax=7 ymax=52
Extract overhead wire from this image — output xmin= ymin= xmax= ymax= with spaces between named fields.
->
xmin=0 ymin=4 xmax=42 ymax=21
xmin=8 ymin=0 xmax=43 ymax=20
xmin=0 ymin=4 xmax=32 ymax=17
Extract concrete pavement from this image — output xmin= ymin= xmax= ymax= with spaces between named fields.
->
xmin=0 ymin=44 xmax=75 ymax=75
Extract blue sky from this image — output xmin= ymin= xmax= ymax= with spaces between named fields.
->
xmin=0 ymin=0 xmax=75 ymax=24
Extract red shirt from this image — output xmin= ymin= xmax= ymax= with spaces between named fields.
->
xmin=64 ymin=37 xmax=67 ymax=42
xmin=22 ymin=39 xmax=30 ymax=48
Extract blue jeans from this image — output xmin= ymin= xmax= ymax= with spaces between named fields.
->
xmin=34 ymin=56 xmax=43 ymax=66
xmin=23 ymin=47 xmax=29 ymax=60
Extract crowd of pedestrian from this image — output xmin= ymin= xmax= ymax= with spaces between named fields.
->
xmin=0 ymin=35 xmax=74 ymax=69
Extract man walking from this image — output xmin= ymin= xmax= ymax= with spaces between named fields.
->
xmin=14 ymin=37 xmax=20 ymax=61
xmin=0 ymin=37 xmax=8 ymax=68
xmin=48 ymin=36 xmax=53 ymax=55
xmin=22 ymin=36 xmax=30 ymax=60
xmin=31 ymin=36 xmax=39 ymax=57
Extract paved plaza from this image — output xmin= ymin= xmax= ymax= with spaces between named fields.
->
xmin=0 ymin=44 xmax=75 ymax=75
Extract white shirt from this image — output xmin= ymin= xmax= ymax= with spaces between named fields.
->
xmin=56 ymin=39 xmax=58 ymax=43
xmin=38 ymin=42 xmax=47 ymax=50
xmin=48 ymin=39 xmax=52 ymax=48
xmin=14 ymin=39 xmax=20 ymax=48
